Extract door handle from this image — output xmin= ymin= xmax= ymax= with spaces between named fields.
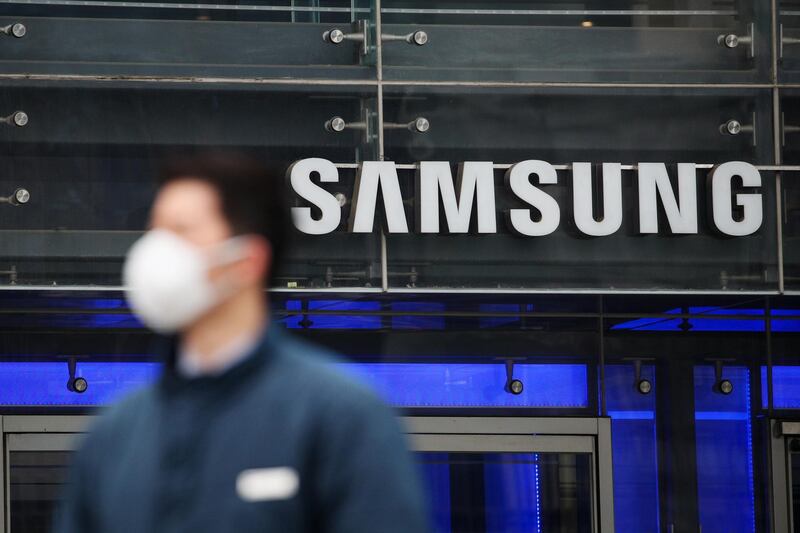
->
xmin=717 ymin=22 xmax=754 ymax=58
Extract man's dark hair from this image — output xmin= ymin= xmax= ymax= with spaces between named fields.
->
xmin=157 ymin=152 xmax=290 ymax=287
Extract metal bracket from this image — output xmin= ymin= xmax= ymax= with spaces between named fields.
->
xmin=0 ymin=188 xmax=29 ymax=206
xmin=324 ymin=107 xmax=377 ymax=144
xmin=0 ymin=22 xmax=25 ymax=38
xmin=503 ymin=359 xmax=524 ymax=395
xmin=781 ymin=112 xmax=800 ymax=146
xmin=717 ymin=22 xmax=754 ymax=59
xmin=780 ymin=24 xmax=800 ymax=60
xmin=325 ymin=110 xmax=427 ymax=142
xmin=718 ymin=111 xmax=757 ymax=147
xmin=324 ymin=22 xmax=427 ymax=55
xmin=0 ymin=110 xmax=27 ymax=127
xmin=381 ymin=30 xmax=428 ymax=46
xmin=323 ymin=19 xmax=371 ymax=56
xmin=383 ymin=117 xmax=430 ymax=133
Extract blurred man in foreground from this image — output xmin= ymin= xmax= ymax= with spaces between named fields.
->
xmin=54 ymin=153 xmax=428 ymax=533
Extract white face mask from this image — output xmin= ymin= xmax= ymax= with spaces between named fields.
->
xmin=123 ymin=229 xmax=246 ymax=334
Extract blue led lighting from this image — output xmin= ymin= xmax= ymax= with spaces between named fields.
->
xmin=390 ymin=302 xmax=446 ymax=330
xmin=0 ymin=362 xmax=161 ymax=406
xmin=606 ymin=410 xmax=654 ymax=420
xmin=484 ymin=453 xmax=542 ymax=533
xmin=282 ymin=300 xmax=382 ymax=329
xmin=418 ymin=453 xmax=451 ymax=533
xmin=611 ymin=307 xmax=800 ymax=332
xmin=479 ymin=304 xmax=530 ymax=329
xmin=694 ymin=366 xmax=755 ymax=533
xmin=0 ymin=361 xmax=587 ymax=409
xmin=339 ymin=363 xmax=588 ymax=408
xmin=605 ymin=365 xmax=660 ymax=533
xmin=760 ymin=366 xmax=800 ymax=409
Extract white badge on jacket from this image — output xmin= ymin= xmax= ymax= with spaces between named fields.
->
xmin=236 ymin=467 xmax=300 ymax=502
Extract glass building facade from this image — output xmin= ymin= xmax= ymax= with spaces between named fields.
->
xmin=0 ymin=1 xmax=798 ymax=532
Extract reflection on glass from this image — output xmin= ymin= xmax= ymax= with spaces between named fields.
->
xmin=9 ymin=451 xmax=72 ymax=533
xmin=418 ymin=451 xmax=593 ymax=533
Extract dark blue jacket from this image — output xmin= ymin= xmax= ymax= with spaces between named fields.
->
xmin=53 ymin=327 xmax=429 ymax=533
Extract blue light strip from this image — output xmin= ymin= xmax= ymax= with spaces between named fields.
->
xmin=761 ymin=366 xmax=800 ymax=409
xmin=0 ymin=362 xmax=161 ymax=406
xmin=0 ymin=361 xmax=587 ymax=409
xmin=339 ymin=363 xmax=588 ymax=408
xmin=694 ymin=366 xmax=755 ymax=533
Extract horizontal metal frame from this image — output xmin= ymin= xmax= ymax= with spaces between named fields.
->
xmin=3 ymin=308 xmax=783 ymax=320
xmin=0 ymin=74 xmax=782 ymax=88
xmin=2 ymin=0 xmax=371 ymax=12
xmin=0 ymin=285 xmax=782 ymax=295
xmin=404 ymin=416 xmax=613 ymax=532
xmin=403 ymin=416 xmax=605 ymax=435
xmin=7 ymin=433 xmax=80 ymax=451
xmin=1 ymin=415 xmax=91 ymax=433
xmin=411 ymin=433 xmax=594 ymax=453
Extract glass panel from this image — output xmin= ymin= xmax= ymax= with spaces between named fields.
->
xmin=381 ymin=87 xmax=776 ymax=290
xmin=605 ymin=364 xmax=659 ymax=533
xmin=0 ymin=1 xmax=377 ymax=78
xmin=0 ymin=83 xmax=380 ymax=288
xmin=417 ymin=451 xmax=593 ymax=533
xmin=381 ymin=1 xmax=769 ymax=83
xmin=694 ymin=365 xmax=755 ymax=533
xmin=9 ymin=450 xmax=72 ymax=533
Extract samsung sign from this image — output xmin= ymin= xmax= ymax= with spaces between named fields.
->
xmin=289 ymin=159 xmax=763 ymax=238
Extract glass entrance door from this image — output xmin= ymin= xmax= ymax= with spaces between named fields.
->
xmin=405 ymin=417 xmax=615 ymax=533
xmin=1 ymin=415 xmax=614 ymax=533
xmin=1 ymin=416 xmax=90 ymax=533
xmin=8 ymin=434 xmax=77 ymax=533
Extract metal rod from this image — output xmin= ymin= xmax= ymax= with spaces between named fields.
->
xmin=2 ymin=0 xmax=369 ymax=12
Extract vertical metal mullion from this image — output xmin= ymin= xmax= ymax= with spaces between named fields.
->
xmin=598 ymin=295 xmax=606 ymax=417
xmin=597 ymin=417 xmax=615 ymax=533
xmin=770 ymin=420 xmax=790 ymax=533
xmin=774 ymin=87 xmax=786 ymax=294
xmin=375 ymin=0 xmax=388 ymax=292
xmin=0 ymin=416 xmax=5 ymax=533
xmin=767 ymin=296 xmax=774 ymax=416
xmin=772 ymin=0 xmax=786 ymax=294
